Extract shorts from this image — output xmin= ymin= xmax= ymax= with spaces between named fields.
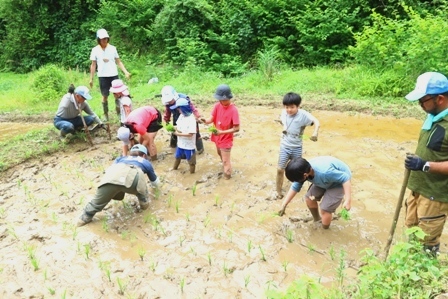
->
xmin=147 ymin=109 xmax=163 ymax=133
xmin=99 ymin=76 xmax=119 ymax=97
xmin=305 ymin=184 xmax=344 ymax=213
xmin=277 ymin=145 xmax=302 ymax=169
xmin=175 ymin=148 xmax=195 ymax=160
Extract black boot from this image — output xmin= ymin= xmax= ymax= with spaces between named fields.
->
xmin=102 ymin=102 xmax=109 ymax=121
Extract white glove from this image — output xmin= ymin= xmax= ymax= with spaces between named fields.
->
xmin=151 ymin=177 xmax=160 ymax=188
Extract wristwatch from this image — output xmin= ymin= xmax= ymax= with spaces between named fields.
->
xmin=423 ymin=161 xmax=430 ymax=172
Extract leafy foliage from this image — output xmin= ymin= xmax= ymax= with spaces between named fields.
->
xmin=31 ymin=65 xmax=67 ymax=103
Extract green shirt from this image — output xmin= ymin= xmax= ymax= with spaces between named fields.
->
xmin=407 ymin=116 xmax=448 ymax=202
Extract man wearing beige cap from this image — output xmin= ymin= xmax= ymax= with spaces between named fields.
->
xmin=404 ymin=71 xmax=448 ymax=255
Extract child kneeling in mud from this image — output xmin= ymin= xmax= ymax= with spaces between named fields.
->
xmin=172 ymin=98 xmax=197 ymax=173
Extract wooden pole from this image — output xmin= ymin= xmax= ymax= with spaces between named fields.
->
xmin=78 ymin=106 xmax=93 ymax=146
xmin=384 ymin=168 xmax=411 ymax=260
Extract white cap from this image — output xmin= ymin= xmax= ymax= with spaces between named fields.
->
xmin=117 ymin=127 xmax=130 ymax=145
xmin=161 ymin=85 xmax=179 ymax=105
xmin=96 ymin=28 xmax=109 ymax=39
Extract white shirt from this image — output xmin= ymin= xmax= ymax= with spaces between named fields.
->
xmin=119 ymin=96 xmax=132 ymax=123
xmin=176 ymin=114 xmax=196 ymax=150
xmin=90 ymin=44 xmax=119 ymax=77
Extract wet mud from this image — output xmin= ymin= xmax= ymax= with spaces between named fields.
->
xmin=0 ymin=106 xmax=444 ymax=298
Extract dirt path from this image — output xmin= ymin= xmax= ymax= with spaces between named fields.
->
xmin=0 ymin=106 xmax=443 ymax=298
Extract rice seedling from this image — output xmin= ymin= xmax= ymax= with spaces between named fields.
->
xmin=121 ymin=230 xmax=130 ymax=240
xmin=149 ymin=258 xmax=157 ymax=272
xmin=117 ymin=277 xmax=127 ymax=295
xmin=185 ymin=213 xmax=190 ymax=222
xmin=307 ymin=243 xmax=316 ymax=253
xmin=0 ymin=207 xmax=5 ymax=218
xmin=8 ymin=226 xmax=18 ymax=240
xmin=179 ymin=235 xmax=186 ymax=247
xmin=175 ymin=200 xmax=180 ymax=213
xmin=189 ymin=246 xmax=196 ymax=256
xmin=71 ymin=225 xmax=78 ymax=240
xmin=244 ymin=275 xmax=251 ymax=287
xmin=25 ymin=244 xmax=39 ymax=271
xmin=214 ymin=195 xmax=220 ymax=207
xmin=159 ymin=225 xmax=167 ymax=236
xmin=47 ymin=287 xmax=55 ymax=295
xmin=329 ymin=245 xmax=336 ymax=261
xmin=143 ymin=212 xmax=152 ymax=224
xmin=339 ymin=208 xmax=351 ymax=220
xmin=336 ymin=249 xmax=347 ymax=288
xmin=192 ymin=183 xmax=197 ymax=196
xmin=208 ymin=125 xmax=218 ymax=134
xmin=259 ymin=245 xmax=267 ymax=261
xmin=247 ymin=240 xmax=253 ymax=253
xmin=43 ymin=269 xmax=48 ymax=280
xmin=167 ymin=194 xmax=173 ymax=208
xmin=228 ymin=231 xmax=233 ymax=243
xmin=102 ymin=217 xmax=109 ymax=233
xmin=286 ymin=229 xmax=294 ymax=243
xmin=154 ymin=188 xmax=161 ymax=200
xmin=84 ymin=243 xmax=91 ymax=259
xmin=282 ymin=260 xmax=289 ymax=272
xmin=164 ymin=122 xmax=175 ymax=132
xmin=223 ymin=261 xmax=231 ymax=277
xmin=137 ymin=247 xmax=146 ymax=261
xmin=180 ymin=277 xmax=185 ymax=293
xmin=207 ymin=252 xmax=212 ymax=266
xmin=61 ymin=289 xmax=67 ymax=299
xmin=203 ymin=214 xmax=211 ymax=227
xmin=99 ymin=261 xmax=112 ymax=282
xmin=51 ymin=212 xmax=58 ymax=223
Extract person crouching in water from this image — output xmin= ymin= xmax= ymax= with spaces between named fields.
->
xmin=171 ymin=98 xmax=198 ymax=173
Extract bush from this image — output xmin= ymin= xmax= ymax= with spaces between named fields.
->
xmin=31 ymin=65 xmax=66 ymax=103
xmin=350 ymin=7 xmax=448 ymax=96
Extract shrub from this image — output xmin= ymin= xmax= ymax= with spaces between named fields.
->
xmin=31 ymin=64 xmax=66 ymax=103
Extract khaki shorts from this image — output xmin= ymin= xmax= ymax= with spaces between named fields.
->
xmin=305 ymin=184 xmax=344 ymax=213
xmin=405 ymin=191 xmax=448 ymax=246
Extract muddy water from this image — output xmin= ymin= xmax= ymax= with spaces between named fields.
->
xmin=0 ymin=106 xmax=443 ymax=298
xmin=0 ymin=122 xmax=51 ymax=142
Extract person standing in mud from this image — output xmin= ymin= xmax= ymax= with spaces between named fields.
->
xmin=403 ymin=71 xmax=448 ymax=255
xmin=161 ymin=85 xmax=204 ymax=154
xmin=53 ymin=85 xmax=106 ymax=142
xmin=278 ymin=156 xmax=352 ymax=229
xmin=201 ymin=84 xmax=240 ymax=180
xmin=171 ymin=98 xmax=198 ymax=173
xmin=275 ymin=92 xmax=320 ymax=199
xmin=89 ymin=28 xmax=131 ymax=121
xmin=123 ymin=105 xmax=163 ymax=161
xmin=77 ymin=144 xmax=160 ymax=227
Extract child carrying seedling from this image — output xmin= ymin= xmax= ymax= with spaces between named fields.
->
xmin=275 ymin=92 xmax=320 ymax=199
xmin=172 ymin=98 xmax=198 ymax=173
xmin=201 ymin=84 xmax=240 ymax=180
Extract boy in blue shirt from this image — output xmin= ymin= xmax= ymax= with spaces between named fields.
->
xmin=278 ymin=156 xmax=352 ymax=229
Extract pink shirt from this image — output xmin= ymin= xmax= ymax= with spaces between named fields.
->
xmin=211 ymin=102 xmax=240 ymax=148
xmin=125 ymin=106 xmax=159 ymax=135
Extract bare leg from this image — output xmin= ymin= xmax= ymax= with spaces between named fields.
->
xmin=221 ymin=149 xmax=231 ymax=179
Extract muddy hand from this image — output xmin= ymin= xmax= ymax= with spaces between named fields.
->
xmin=310 ymin=135 xmax=318 ymax=142
xmin=278 ymin=207 xmax=286 ymax=216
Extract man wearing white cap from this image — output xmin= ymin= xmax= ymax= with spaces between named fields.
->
xmin=53 ymin=85 xmax=105 ymax=142
xmin=77 ymin=144 xmax=160 ymax=226
xmin=404 ymin=71 xmax=448 ymax=255
xmin=89 ymin=28 xmax=131 ymax=121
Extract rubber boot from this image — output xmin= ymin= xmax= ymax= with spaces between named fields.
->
xmin=188 ymin=153 xmax=197 ymax=173
xmin=196 ymin=138 xmax=204 ymax=155
xmin=102 ymin=102 xmax=109 ymax=121
xmin=276 ymin=169 xmax=285 ymax=199
xmin=170 ymin=133 xmax=177 ymax=148
xmin=308 ymin=207 xmax=321 ymax=222
xmin=115 ymin=99 xmax=121 ymax=117
xmin=173 ymin=158 xmax=181 ymax=170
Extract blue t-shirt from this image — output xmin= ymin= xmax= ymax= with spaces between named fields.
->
xmin=291 ymin=156 xmax=351 ymax=192
xmin=114 ymin=155 xmax=157 ymax=182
